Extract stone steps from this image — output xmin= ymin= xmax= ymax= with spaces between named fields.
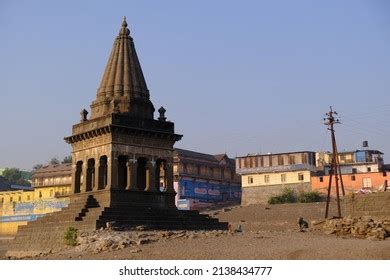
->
xmin=6 ymin=192 xmax=228 ymax=257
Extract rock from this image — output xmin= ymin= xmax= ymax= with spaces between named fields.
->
xmin=129 ymin=248 xmax=142 ymax=253
xmin=322 ymin=216 xmax=389 ymax=240
xmin=188 ymin=234 xmax=197 ymax=239
xmin=137 ymin=238 xmax=153 ymax=245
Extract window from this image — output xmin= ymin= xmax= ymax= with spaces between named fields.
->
xmin=319 ymin=177 xmax=323 ymax=182
xmin=351 ymin=175 xmax=356 ymax=181
xmin=289 ymin=155 xmax=295 ymax=165
xmin=27 ymin=195 xmax=30 ymax=201
xmin=363 ymin=178 xmax=372 ymax=188
xmin=281 ymin=174 xmax=286 ymax=183
xmin=383 ymin=172 xmax=387 ymax=177
xmin=197 ymin=166 xmax=201 ymax=175
xmin=367 ymin=167 xmax=371 ymax=172
xmin=352 ymin=168 xmax=357 ymax=174
xmin=298 ymin=173 xmax=304 ymax=181
xmin=39 ymin=191 xmax=42 ymax=198
xmin=264 ymin=175 xmax=270 ymax=183
xmin=248 ymin=176 xmax=254 ymax=184
xmin=18 ymin=196 xmax=21 ymax=202
xmin=50 ymin=189 xmax=54 ymax=197
xmin=10 ymin=197 xmax=13 ymax=202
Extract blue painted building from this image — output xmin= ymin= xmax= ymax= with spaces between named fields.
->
xmin=173 ymin=149 xmax=241 ymax=210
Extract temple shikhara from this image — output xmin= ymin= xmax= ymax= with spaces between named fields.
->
xmin=7 ymin=18 xmax=227 ymax=256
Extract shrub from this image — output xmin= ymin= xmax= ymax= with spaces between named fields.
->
xmin=298 ymin=191 xmax=322 ymax=203
xmin=64 ymin=227 xmax=78 ymax=246
xmin=268 ymin=189 xmax=323 ymax=204
xmin=268 ymin=188 xmax=297 ymax=204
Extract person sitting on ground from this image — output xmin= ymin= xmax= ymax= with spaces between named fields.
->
xmin=298 ymin=217 xmax=308 ymax=232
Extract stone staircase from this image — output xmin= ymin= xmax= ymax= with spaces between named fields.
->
xmin=7 ymin=192 xmax=228 ymax=257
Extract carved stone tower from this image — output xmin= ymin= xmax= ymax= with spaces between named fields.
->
xmin=64 ymin=17 xmax=182 ymax=207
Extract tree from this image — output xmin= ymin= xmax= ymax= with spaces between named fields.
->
xmin=33 ymin=164 xmax=43 ymax=170
xmin=62 ymin=155 xmax=72 ymax=164
xmin=2 ymin=168 xmax=22 ymax=183
xmin=2 ymin=168 xmax=31 ymax=186
xmin=50 ymin=157 xmax=60 ymax=165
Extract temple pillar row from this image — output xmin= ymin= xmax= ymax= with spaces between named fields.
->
xmin=71 ymin=154 xmax=173 ymax=194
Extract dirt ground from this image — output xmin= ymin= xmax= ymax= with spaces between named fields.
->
xmin=1 ymin=202 xmax=390 ymax=260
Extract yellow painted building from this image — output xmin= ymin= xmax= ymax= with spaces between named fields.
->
xmin=236 ymin=151 xmax=317 ymax=205
xmin=0 ymin=164 xmax=72 ymax=236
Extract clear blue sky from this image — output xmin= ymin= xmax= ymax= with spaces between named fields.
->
xmin=1 ymin=0 xmax=389 ymax=170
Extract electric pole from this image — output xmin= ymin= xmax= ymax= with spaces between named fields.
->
xmin=324 ymin=106 xmax=345 ymax=218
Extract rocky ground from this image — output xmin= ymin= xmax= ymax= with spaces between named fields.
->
xmin=1 ymin=202 xmax=390 ymax=260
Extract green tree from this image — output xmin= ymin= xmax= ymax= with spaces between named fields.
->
xmin=62 ymin=155 xmax=72 ymax=164
xmin=2 ymin=168 xmax=31 ymax=186
xmin=33 ymin=164 xmax=43 ymax=170
xmin=2 ymin=168 xmax=22 ymax=183
xmin=50 ymin=157 xmax=60 ymax=165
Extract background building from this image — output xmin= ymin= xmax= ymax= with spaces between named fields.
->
xmin=0 ymin=164 xmax=71 ymax=236
xmin=236 ymin=151 xmax=317 ymax=205
xmin=312 ymin=143 xmax=388 ymax=194
xmin=173 ymin=149 xmax=241 ymax=210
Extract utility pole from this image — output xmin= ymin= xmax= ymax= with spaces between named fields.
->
xmin=324 ymin=106 xmax=345 ymax=218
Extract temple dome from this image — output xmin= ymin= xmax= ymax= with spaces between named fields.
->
xmin=90 ymin=17 xmax=155 ymax=119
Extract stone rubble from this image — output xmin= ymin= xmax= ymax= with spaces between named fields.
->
xmin=75 ymin=229 xmax=228 ymax=254
xmin=320 ymin=216 xmax=390 ymax=240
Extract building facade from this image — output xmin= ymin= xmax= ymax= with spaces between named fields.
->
xmin=236 ymin=151 xmax=317 ymax=205
xmin=0 ymin=164 xmax=71 ymax=236
xmin=173 ymin=149 xmax=241 ymax=210
xmin=312 ymin=148 xmax=388 ymax=195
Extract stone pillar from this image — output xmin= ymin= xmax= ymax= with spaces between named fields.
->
xmin=82 ymin=162 xmax=88 ymax=193
xmin=145 ymin=160 xmax=156 ymax=192
xmin=165 ymin=162 xmax=175 ymax=193
xmin=126 ymin=158 xmax=137 ymax=190
xmin=107 ymin=155 xmax=118 ymax=189
xmin=71 ymin=164 xmax=78 ymax=193
xmin=94 ymin=158 xmax=99 ymax=190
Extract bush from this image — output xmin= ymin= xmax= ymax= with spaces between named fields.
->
xmin=298 ymin=191 xmax=322 ymax=203
xmin=268 ymin=188 xmax=297 ymax=204
xmin=268 ymin=189 xmax=322 ymax=204
xmin=64 ymin=227 xmax=78 ymax=246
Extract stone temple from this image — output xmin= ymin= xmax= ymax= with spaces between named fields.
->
xmin=8 ymin=18 xmax=227 ymax=256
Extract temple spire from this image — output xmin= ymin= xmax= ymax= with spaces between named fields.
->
xmin=90 ymin=17 xmax=154 ymax=120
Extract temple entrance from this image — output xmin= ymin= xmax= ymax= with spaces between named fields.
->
xmin=86 ymin=158 xmax=95 ymax=192
xmin=118 ymin=155 xmax=128 ymax=189
xmin=137 ymin=157 xmax=147 ymax=190
xmin=74 ymin=161 xmax=83 ymax=193
xmin=98 ymin=156 xmax=107 ymax=189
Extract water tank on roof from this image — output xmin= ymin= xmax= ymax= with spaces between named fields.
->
xmin=362 ymin=141 xmax=368 ymax=148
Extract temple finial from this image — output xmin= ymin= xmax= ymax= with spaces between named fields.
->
xmin=122 ymin=16 xmax=127 ymax=27
xmin=119 ymin=16 xmax=130 ymax=36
